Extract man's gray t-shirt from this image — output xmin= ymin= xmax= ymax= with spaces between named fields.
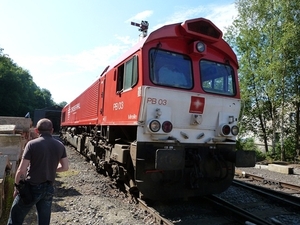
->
xmin=23 ymin=133 xmax=67 ymax=185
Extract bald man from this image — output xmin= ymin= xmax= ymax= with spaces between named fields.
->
xmin=7 ymin=118 xmax=69 ymax=225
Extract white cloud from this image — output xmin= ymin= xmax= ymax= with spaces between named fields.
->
xmin=115 ymin=35 xmax=138 ymax=46
xmin=11 ymin=43 xmax=130 ymax=103
xmin=205 ymin=4 xmax=237 ymax=32
xmin=151 ymin=4 xmax=237 ymax=33
xmin=126 ymin=10 xmax=153 ymax=23
xmin=63 ymin=44 xmax=127 ymax=72
xmin=14 ymin=44 xmax=128 ymax=74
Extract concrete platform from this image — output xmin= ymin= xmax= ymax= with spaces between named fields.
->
xmin=268 ymin=164 xmax=293 ymax=174
xmin=255 ymin=164 xmax=269 ymax=170
xmin=0 ymin=134 xmax=22 ymax=161
xmin=0 ymin=116 xmax=32 ymax=218
xmin=0 ymin=117 xmax=31 ymax=132
xmin=0 ymin=155 xmax=9 ymax=179
xmin=0 ymin=125 xmax=16 ymax=134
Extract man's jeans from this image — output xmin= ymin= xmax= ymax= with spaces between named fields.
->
xmin=7 ymin=182 xmax=54 ymax=225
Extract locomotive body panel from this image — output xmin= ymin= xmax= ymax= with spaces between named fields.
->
xmin=61 ymin=79 xmax=101 ymax=126
xmin=99 ymin=84 xmax=142 ymax=125
xmin=97 ymin=51 xmax=143 ymax=126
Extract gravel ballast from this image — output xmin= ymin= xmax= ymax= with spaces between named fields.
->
xmin=20 ymin=145 xmax=300 ymax=224
xmin=22 ymin=145 xmax=145 ymax=225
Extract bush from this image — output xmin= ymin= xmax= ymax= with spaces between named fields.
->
xmin=255 ymin=149 xmax=266 ymax=162
xmin=273 ymin=136 xmax=297 ymax=161
xmin=236 ymin=137 xmax=258 ymax=151
xmin=237 ymin=137 xmax=266 ymax=163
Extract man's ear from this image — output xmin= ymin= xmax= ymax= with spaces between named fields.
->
xmin=34 ymin=128 xmax=39 ymax=134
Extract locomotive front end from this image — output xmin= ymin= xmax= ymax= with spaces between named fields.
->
xmin=134 ymin=88 xmax=255 ymax=200
xmin=131 ymin=18 xmax=256 ymax=200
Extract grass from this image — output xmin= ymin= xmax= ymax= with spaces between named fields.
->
xmin=56 ymin=169 xmax=79 ymax=178
xmin=0 ymin=176 xmax=14 ymax=224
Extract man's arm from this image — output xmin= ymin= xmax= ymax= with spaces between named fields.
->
xmin=13 ymin=158 xmax=30 ymax=197
xmin=15 ymin=158 xmax=30 ymax=184
xmin=56 ymin=157 xmax=69 ymax=172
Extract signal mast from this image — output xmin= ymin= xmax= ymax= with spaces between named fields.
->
xmin=131 ymin=20 xmax=149 ymax=38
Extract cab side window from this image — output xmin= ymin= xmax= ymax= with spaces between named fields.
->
xmin=116 ymin=55 xmax=138 ymax=93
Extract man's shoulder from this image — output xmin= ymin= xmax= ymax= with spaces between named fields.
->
xmin=29 ymin=135 xmax=63 ymax=145
xmin=28 ymin=136 xmax=43 ymax=144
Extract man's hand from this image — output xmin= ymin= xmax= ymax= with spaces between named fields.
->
xmin=13 ymin=189 xmax=18 ymax=198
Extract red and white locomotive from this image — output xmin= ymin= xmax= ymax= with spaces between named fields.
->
xmin=60 ymin=17 xmax=255 ymax=200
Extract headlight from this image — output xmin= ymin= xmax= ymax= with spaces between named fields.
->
xmin=231 ymin=125 xmax=239 ymax=136
xmin=149 ymin=120 xmax=161 ymax=132
xmin=196 ymin=42 xmax=205 ymax=52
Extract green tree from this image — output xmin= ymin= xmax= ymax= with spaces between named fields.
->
xmin=225 ymin=0 xmax=300 ymax=160
xmin=0 ymin=48 xmax=56 ymax=117
xmin=58 ymin=101 xmax=67 ymax=108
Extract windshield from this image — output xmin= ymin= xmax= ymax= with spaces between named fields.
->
xmin=200 ymin=60 xmax=236 ymax=96
xmin=150 ymin=49 xmax=193 ymax=89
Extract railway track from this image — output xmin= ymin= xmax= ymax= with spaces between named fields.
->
xmin=137 ymin=199 xmax=174 ymax=225
xmin=67 ymin=142 xmax=300 ymax=224
xmin=215 ymin=179 xmax=300 ymax=225
xmin=132 ymin=178 xmax=300 ymax=225
xmin=235 ymin=169 xmax=300 ymax=195
xmin=232 ymin=179 xmax=300 ymax=207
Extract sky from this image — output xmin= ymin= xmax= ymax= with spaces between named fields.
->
xmin=0 ymin=0 xmax=237 ymax=104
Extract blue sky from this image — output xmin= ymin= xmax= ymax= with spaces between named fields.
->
xmin=0 ymin=0 xmax=236 ymax=104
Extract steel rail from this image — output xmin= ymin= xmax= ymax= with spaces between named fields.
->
xmin=235 ymin=170 xmax=300 ymax=193
xmin=137 ymin=198 xmax=174 ymax=225
xmin=232 ymin=180 xmax=300 ymax=208
xmin=205 ymin=195 xmax=273 ymax=225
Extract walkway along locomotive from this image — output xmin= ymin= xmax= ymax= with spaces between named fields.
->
xmin=60 ymin=18 xmax=256 ymax=200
